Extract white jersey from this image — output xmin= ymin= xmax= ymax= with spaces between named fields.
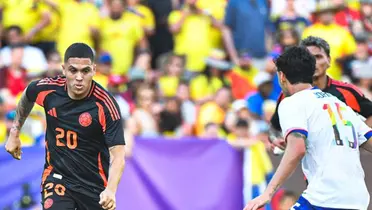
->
xmin=278 ymin=87 xmax=372 ymax=210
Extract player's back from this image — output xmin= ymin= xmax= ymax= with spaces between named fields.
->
xmin=279 ymin=87 xmax=369 ymax=209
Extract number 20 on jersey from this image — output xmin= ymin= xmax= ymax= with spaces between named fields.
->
xmin=55 ymin=128 xmax=78 ymax=149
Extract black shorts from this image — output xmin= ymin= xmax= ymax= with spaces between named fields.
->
xmin=41 ymin=174 xmax=103 ymax=210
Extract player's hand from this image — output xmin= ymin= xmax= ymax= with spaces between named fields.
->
xmin=271 ymin=137 xmax=286 ymax=151
xmin=99 ymin=189 xmax=116 ymax=210
xmin=5 ymin=131 xmax=22 ymax=160
xmin=243 ymin=193 xmax=271 ymax=210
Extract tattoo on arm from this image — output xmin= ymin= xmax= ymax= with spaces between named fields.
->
xmin=11 ymin=91 xmax=35 ymax=133
xmin=290 ymin=132 xmax=306 ymax=140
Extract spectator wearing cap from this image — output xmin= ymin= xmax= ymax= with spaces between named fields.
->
xmin=189 ymin=49 xmax=230 ymax=104
xmin=99 ymin=0 xmax=148 ymax=75
xmin=246 ymin=72 xmax=279 ymax=119
xmin=107 ymin=75 xmax=132 ymax=120
xmin=339 ymin=34 xmax=372 ymax=100
xmin=224 ymin=52 xmax=259 ymax=99
xmin=94 ymin=53 xmax=113 ymax=89
xmin=302 ymin=0 xmax=357 ymax=80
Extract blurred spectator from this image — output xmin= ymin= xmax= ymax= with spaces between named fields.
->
xmin=196 ymin=0 xmax=227 ymax=49
xmin=159 ymin=97 xmax=183 ymax=136
xmin=189 ymin=49 xmax=230 ymax=103
xmin=0 ymin=1 xmax=52 ymax=48
xmin=127 ymin=84 xmax=159 ymax=137
xmin=302 ymin=0 xmax=357 ymax=80
xmin=332 ymin=0 xmax=363 ymax=35
xmin=0 ymin=26 xmax=47 ymax=76
xmin=262 ymin=100 xmax=276 ymax=124
xmin=176 ymin=82 xmax=196 ymax=136
xmin=147 ymin=0 xmax=175 ymax=68
xmin=223 ymin=0 xmax=271 ymax=71
xmin=227 ymin=118 xmax=258 ymax=147
xmin=121 ymin=68 xmax=147 ymax=112
xmin=225 ymin=52 xmax=259 ymax=99
xmin=360 ymin=0 xmax=372 ymax=33
xmin=195 ymin=87 xmax=231 ymax=136
xmin=270 ymin=0 xmax=316 ymax=18
xmin=225 ymin=99 xmax=250 ymax=132
xmin=0 ymin=47 xmax=28 ymax=109
xmin=158 ymin=53 xmax=185 ymax=98
xmin=278 ymin=190 xmax=299 ymax=210
xmin=246 ymin=72 xmax=279 ymax=119
xmin=339 ymin=34 xmax=372 ymax=99
xmin=41 ymin=50 xmax=62 ymax=78
xmin=43 ymin=0 xmax=100 ymax=58
xmin=202 ymin=122 xmax=220 ymax=139
xmin=94 ymin=53 xmax=112 ymax=89
xmin=271 ymin=0 xmax=311 ymax=35
xmin=168 ymin=0 xmax=220 ymax=74
xmin=272 ymin=28 xmax=301 ymax=54
xmin=0 ymin=96 xmax=6 ymax=144
xmin=19 ymin=183 xmax=36 ymax=209
xmin=126 ymin=0 xmax=156 ymax=36
xmin=100 ymin=0 xmax=148 ymax=75
xmin=107 ymin=75 xmax=131 ymax=120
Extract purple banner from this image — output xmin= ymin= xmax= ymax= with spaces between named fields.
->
xmin=0 ymin=138 xmax=244 ymax=210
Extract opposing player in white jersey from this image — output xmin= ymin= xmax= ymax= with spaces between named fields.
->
xmin=243 ymin=46 xmax=372 ymax=210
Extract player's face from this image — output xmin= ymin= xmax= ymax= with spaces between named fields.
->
xmin=63 ymin=58 xmax=96 ymax=99
xmin=306 ymin=46 xmax=330 ymax=79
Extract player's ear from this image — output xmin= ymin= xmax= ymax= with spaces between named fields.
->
xmin=278 ymin=71 xmax=286 ymax=83
xmin=92 ymin=64 xmax=96 ymax=76
xmin=61 ymin=64 xmax=66 ymax=76
xmin=326 ymin=56 xmax=331 ymax=68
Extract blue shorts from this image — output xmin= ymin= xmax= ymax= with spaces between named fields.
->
xmin=291 ymin=196 xmax=354 ymax=210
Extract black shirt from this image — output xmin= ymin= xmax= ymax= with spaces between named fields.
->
xmin=26 ymin=76 xmax=125 ymax=198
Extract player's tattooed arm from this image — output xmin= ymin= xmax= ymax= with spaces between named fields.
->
xmin=263 ymin=131 xmax=306 ymax=198
xmin=11 ymin=90 xmax=35 ymax=134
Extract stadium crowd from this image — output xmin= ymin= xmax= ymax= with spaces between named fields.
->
xmin=0 ymin=0 xmax=371 ymax=209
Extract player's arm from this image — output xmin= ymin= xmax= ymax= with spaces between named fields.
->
xmin=263 ymin=132 xmax=306 ymax=198
xmin=5 ymin=88 xmax=35 ymax=159
xmin=264 ymin=98 xmax=308 ymax=198
xmin=107 ymin=145 xmax=125 ymax=192
xmin=98 ymin=97 xmax=126 ymax=210
xmin=268 ymin=92 xmax=286 ymax=151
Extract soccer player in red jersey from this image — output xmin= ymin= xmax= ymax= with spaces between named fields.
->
xmin=270 ymin=36 xmax=372 ymax=151
xmin=5 ymin=43 xmax=125 ymax=210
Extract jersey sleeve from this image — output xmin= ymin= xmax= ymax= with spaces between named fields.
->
xmin=25 ymin=79 xmax=57 ymax=107
xmin=343 ymin=85 xmax=372 ymax=118
xmin=278 ymin=97 xmax=308 ymax=141
xmin=99 ymin=95 xmax=126 ymax=147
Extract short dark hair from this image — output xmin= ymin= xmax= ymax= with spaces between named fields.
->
xmin=275 ymin=46 xmax=315 ymax=85
xmin=64 ymin=43 xmax=95 ymax=63
xmin=6 ymin=25 xmax=23 ymax=35
xmin=300 ymin=36 xmax=330 ymax=57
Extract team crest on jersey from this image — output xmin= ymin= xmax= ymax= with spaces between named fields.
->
xmin=44 ymin=198 xmax=53 ymax=209
xmin=79 ymin=112 xmax=92 ymax=127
